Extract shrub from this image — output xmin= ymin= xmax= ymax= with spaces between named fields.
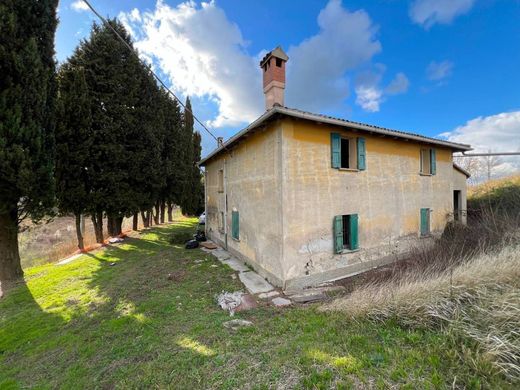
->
xmin=324 ymin=180 xmax=520 ymax=381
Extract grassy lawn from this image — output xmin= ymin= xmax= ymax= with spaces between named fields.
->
xmin=0 ymin=218 xmax=511 ymax=389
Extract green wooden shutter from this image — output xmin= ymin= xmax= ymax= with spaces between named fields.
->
xmin=331 ymin=133 xmax=341 ymax=168
xmin=349 ymin=214 xmax=359 ymax=250
xmin=420 ymin=208 xmax=429 ymax=236
xmin=430 ymin=149 xmax=436 ymax=175
xmin=357 ymin=138 xmax=366 ymax=170
xmin=232 ymin=211 xmax=239 ymax=240
xmin=333 ymin=216 xmax=343 ymax=254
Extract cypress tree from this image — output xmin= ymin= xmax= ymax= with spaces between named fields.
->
xmin=55 ymin=64 xmax=92 ymax=250
xmin=0 ymin=0 xmax=58 ymax=281
xmin=180 ymin=97 xmax=204 ymax=216
xmin=68 ymin=20 xmax=145 ymax=239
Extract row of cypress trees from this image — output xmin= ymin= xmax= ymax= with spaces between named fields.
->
xmin=0 ymin=2 xmax=204 ymax=282
xmin=56 ymin=20 xmax=203 ymax=249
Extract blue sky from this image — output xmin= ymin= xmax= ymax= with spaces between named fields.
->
xmin=58 ymin=0 xmax=520 ymax=173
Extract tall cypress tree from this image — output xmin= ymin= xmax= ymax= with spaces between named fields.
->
xmin=55 ymin=64 xmax=92 ymax=250
xmin=0 ymin=0 xmax=58 ymax=281
xmin=68 ymin=20 xmax=145 ymax=239
xmin=180 ymin=97 xmax=204 ymax=216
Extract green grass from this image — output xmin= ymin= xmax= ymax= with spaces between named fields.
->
xmin=0 ymin=218 xmax=511 ymax=388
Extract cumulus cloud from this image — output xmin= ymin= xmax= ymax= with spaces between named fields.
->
xmin=354 ymin=67 xmax=409 ymax=112
xmin=119 ymin=1 xmax=263 ymax=128
xmin=441 ymin=111 xmax=520 ymax=177
xmin=426 ymin=60 xmax=453 ymax=81
xmin=410 ymin=0 xmax=475 ymax=29
xmin=286 ymin=0 xmax=381 ymax=112
xmin=71 ymin=0 xmax=89 ymax=12
xmin=120 ymin=0 xmax=404 ymax=126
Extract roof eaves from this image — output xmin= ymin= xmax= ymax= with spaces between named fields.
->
xmin=276 ymin=107 xmax=472 ymax=152
xmin=453 ymin=163 xmax=471 ymax=178
xmin=198 ymin=107 xmax=280 ymax=166
xmin=198 ymin=106 xmax=472 ymax=165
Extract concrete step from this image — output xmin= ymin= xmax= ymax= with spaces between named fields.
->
xmin=239 ymin=271 xmax=274 ymax=294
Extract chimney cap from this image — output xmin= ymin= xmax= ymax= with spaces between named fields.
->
xmin=259 ymin=46 xmax=288 ymax=68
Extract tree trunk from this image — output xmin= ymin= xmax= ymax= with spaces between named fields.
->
xmin=160 ymin=201 xmax=166 ymax=224
xmin=107 ymin=216 xmax=114 ymax=237
xmin=133 ymin=213 xmax=138 ymax=230
xmin=115 ymin=217 xmax=123 ymax=236
xmin=167 ymin=202 xmax=173 ymax=222
xmin=141 ymin=210 xmax=149 ymax=228
xmin=91 ymin=212 xmax=104 ymax=243
xmin=154 ymin=202 xmax=160 ymax=225
xmin=149 ymin=209 xmax=154 ymax=226
xmin=75 ymin=213 xmax=84 ymax=250
xmin=0 ymin=207 xmax=23 ymax=282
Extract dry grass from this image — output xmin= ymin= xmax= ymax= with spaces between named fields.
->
xmin=323 ymin=244 xmax=520 ymax=380
xmin=19 ymin=209 xmax=183 ymax=268
xmin=325 ymin=178 xmax=520 ymax=381
xmin=468 ymin=174 xmax=520 ymax=198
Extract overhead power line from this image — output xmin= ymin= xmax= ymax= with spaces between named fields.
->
xmin=81 ymin=0 xmax=222 ymax=145
xmin=458 ymin=152 xmax=520 ymax=157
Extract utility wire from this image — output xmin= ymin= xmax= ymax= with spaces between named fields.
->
xmin=81 ymin=0 xmax=222 ymax=146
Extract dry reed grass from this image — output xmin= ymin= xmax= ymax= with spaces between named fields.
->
xmin=325 ymin=178 xmax=520 ymax=380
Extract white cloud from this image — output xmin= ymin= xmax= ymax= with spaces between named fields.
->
xmin=410 ymin=0 xmax=475 ymax=29
xmin=71 ymin=0 xmax=89 ymax=12
xmin=441 ymin=111 xmax=520 ymax=177
xmin=119 ymin=1 xmax=263 ymax=128
xmin=286 ymin=0 xmax=381 ymax=112
xmin=354 ymin=67 xmax=409 ymax=112
xmin=426 ymin=60 xmax=453 ymax=81
xmin=120 ymin=0 xmax=402 ymax=126
xmin=386 ymin=72 xmax=410 ymax=95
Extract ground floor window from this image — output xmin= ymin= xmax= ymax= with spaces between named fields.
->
xmin=231 ymin=210 xmax=239 ymax=240
xmin=333 ymin=214 xmax=359 ymax=253
xmin=218 ymin=211 xmax=225 ymax=233
xmin=420 ymin=208 xmax=431 ymax=236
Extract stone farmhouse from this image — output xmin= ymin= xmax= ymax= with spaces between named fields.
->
xmin=199 ymin=47 xmax=472 ymax=289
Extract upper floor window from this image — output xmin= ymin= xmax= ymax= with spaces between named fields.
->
xmin=331 ymin=133 xmax=366 ymax=170
xmin=218 ymin=169 xmax=224 ymax=193
xmin=420 ymin=148 xmax=436 ymax=175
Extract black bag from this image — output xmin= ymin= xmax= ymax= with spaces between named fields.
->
xmin=185 ymin=239 xmax=199 ymax=249
xmin=195 ymin=230 xmax=206 ymax=242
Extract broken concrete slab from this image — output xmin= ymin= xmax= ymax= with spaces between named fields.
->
xmin=213 ymin=249 xmax=231 ymax=261
xmin=258 ymin=291 xmax=279 ymax=299
xmin=289 ymin=292 xmax=327 ymax=303
xmin=223 ymin=319 xmax=253 ymax=330
xmin=222 ymin=257 xmax=250 ymax=272
xmin=239 ymin=271 xmax=274 ymax=294
xmin=271 ymin=297 xmax=292 ymax=307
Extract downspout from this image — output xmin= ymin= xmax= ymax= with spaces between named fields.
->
xmin=223 ymin=158 xmax=228 ymax=250
xmin=204 ymin=168 xmax=207 ymax=236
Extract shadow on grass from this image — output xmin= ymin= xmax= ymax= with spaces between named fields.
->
xmin=1 ymin=220 xmax=506 ymax=388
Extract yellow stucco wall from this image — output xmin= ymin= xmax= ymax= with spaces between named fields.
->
xmin=203 ymin=117 xmax=467 ymax=288
xmin=280 ymin=118 xmax=459 ymax=283
xmin=204 ymin=122 xmax=284 ymax=285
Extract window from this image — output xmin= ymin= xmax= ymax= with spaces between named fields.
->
xmin=333 ymin=214 xmax=359 ymax=253
xmin=420 ymin=208 xmax=430 ymax=236
xmin=331 ymin=133 xmax=366 ymax=170
xmin=420 ymin=148 xmax=436 ymax=175
xmin=218 ymin=211 xmax=225 ymax=233
xmin=275 ymin=58 xmax=282 ymax=67
xmin=218 ymin=169 xmax=224 ymax=193
xmin=231 ymin=210 xmax=239 ymax=240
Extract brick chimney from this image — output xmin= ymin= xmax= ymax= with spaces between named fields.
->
xmin=259 ymin=46 xmax=288 ymax=110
